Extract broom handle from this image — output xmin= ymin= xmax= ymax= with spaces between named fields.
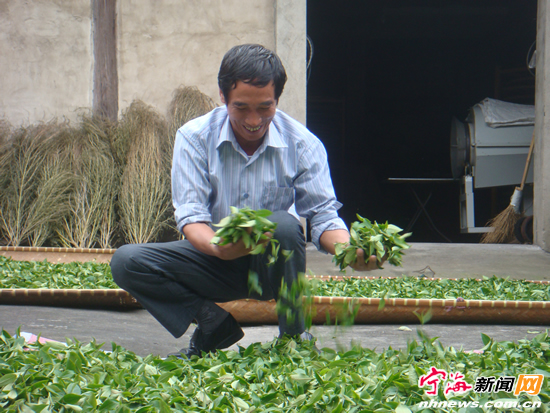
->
xmin=519 ymin=131 xmax=535 ymax=191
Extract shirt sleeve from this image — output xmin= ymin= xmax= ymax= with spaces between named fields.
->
xmin=171 ymin=129 xmax=212 ymax=232
xmin=294 ymin=141 xmax=348 ymax=253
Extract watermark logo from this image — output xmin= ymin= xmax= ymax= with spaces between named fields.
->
xmin=418 ymin=367 xmax=447 ymax=396
xmin=418 ymin=368 xmax=543 ymax=397
xmin=418 ymin=368 xmax=473 ymax=396
xmin=474 ymin=376 xmax=515 ymax=393
xmin=513 ymin=374 xmax=544 ymax=396
xmin=445 ymin=372 xmax=474 ymax=395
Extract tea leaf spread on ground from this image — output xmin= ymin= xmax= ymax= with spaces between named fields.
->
xmin=0 ymin=330 xmax=548 ymax=412
xmin=309 ymin=276 xmax=550 ymax=302
xmin=1 ymin=256 xmax=548 ymax=302
xmin=0 ymin=257 xmax=117 ymax=289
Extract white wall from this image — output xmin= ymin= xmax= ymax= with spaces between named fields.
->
xmin=276 ymin=0 xmax=307 ymax=124
xmin=117 ymin=0 xmax=277 ymax=117
xmin=0 ymin=0 xmax=93 ymax=125
xmin=535 ymin=0 xmax=550 ymax=252
xmin=0 ymin=1 xmax=307 ymax=127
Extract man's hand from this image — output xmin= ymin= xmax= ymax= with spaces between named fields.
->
xmin=212 ymin=237 xmax=253 ymax=260
xmin=320 ymin=229 xmax=385 ymax=272
xmin=213 ymin=227 xmax=273 ymax=260
xmin=183 ymin=223 xmax=274 ymax=261
xmin=349 ymin=248 xmax=386 ymax=271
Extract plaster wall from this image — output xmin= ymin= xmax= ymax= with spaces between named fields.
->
xmin=117 ymin=0 xmax=277 ymax=118
xmin=0 ymin=0 xmax=93 ymax=126
xmin=275 ymin=0 xmax=307 ymax=124
xmin=0 ymin=1 xmax=307 ymax=129
xmin=535 ymin=0 xmax=550 ymax=252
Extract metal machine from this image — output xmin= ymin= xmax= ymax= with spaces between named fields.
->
xmin=450 ymin=98 xmax=534 ymax=233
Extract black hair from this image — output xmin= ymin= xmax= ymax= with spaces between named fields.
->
xmin=218 ymin=44 xmax=287 ymax=102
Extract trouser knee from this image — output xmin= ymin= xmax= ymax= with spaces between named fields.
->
xmin=270 ymin=211 xmax=305 ymax=251
xmin=110 ymin=244 xmax=140 ymax=289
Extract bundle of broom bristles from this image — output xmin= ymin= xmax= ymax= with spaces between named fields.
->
xmin=480 ymin=132 xmax=535 ymax=244
xmin=480 ymin=188 xmax=524 ymax=244
xmin=0 ymin=86 xmax=216 ymax=249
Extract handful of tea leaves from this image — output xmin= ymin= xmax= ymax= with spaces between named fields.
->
xmin=211 ymin=206 xmax=281 ymax=265
xmin=333 ymin=214 xmax=411 ymax=271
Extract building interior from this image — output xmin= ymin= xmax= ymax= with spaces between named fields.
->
xmin=306 ymin=0 xmax=537 ymax=242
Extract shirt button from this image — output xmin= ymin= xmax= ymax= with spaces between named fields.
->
xmin=243 ymin=193 xmax=249 ymax=199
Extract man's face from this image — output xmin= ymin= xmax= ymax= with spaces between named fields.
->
xmin=220 ymin=80 xmax=277 ymax=154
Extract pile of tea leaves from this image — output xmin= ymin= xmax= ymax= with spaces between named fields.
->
xmin=0 ymin=329 xmax=548 ymax=412
xmin=0 ymin=257 xmax=116 ymax=289
xmin=333 ymin=215 xmax=411 ymax=271
xmin=211 ymin=206 xmax=294 ymax=266
xmin=309 ymin=276 xmax=550 ymax=302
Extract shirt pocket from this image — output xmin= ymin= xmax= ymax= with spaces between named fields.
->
xmin=261 ymin=186 xmax=295 ymax=212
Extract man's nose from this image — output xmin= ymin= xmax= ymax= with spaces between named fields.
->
xmin=246 ymin=112 xmax=262 ymax=127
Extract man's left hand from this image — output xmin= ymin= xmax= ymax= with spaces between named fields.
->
xmin=349 ymin=248 xmax=386 ymax=271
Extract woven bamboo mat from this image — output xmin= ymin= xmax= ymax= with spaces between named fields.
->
xmin=0 ymin=246 xmax=117 ymax=254
xmin=1 ymin=288 xmax=549 ymax=325
xmin=1 ymin=247 xmax=548 ymax=324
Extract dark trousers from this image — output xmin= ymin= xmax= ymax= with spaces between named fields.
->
xmin=110 ymin=211 xmax=306 ymax=338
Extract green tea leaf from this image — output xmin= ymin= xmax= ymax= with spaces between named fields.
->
xmin=333 ymin=215 xmax=412 ymax=271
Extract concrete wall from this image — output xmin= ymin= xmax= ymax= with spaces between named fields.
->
xmin=276 ymin=0 xmax=307 ymax=124
xmin=0 ymin=0 xmax=93 ymax=125
xmin=1 ymin=0 xmax=307 ymax=126
xmin=535 ymin=0 xmax=550 ymax=252
xmin=117 ymin=0 xmax=278 ymax=117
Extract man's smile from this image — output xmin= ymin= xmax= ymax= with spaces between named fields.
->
xmin=244 ymin=125 xmax=261 ymax=132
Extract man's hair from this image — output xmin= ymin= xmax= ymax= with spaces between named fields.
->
xmin=218 ymin=44 xmax=287 ymax=102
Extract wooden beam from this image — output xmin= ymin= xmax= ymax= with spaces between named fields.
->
xmin=92 ymin=0 xmax=118 ymax=121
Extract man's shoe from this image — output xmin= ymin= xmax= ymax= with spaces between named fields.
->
xmin=170 ymin=313 xmax=244 ymax=359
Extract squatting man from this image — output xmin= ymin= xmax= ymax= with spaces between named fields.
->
xmin=110 ymin=44 xmax=385 ymax=358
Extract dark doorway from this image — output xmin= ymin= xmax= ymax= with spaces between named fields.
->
xmin=306 ymin=1 xmax=537 ymax=242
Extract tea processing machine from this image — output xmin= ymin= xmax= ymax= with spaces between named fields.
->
xmin=450 ymin=98 xmax=534 ymax=233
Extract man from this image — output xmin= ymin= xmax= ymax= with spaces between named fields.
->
xmin=110 ymin=44 xmax=383 ymax=358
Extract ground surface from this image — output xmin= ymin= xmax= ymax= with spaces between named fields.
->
xmin=1 ymin=242 xmax=549 ymax=355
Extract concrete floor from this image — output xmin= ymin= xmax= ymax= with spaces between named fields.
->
xmin=306 ymin=242 xmax=550 ymax=280
xmin=1 ymin=242 xmax=549 ymax=356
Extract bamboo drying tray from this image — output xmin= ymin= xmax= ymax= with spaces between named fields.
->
xmin=1 ymin=247 xmax=549 ymax=325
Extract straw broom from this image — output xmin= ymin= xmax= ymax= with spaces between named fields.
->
xmin=480 ymin=131 xmax=535 ymax=243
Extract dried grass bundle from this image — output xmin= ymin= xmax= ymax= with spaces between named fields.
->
xmin=56 ymin=115 xmax=119 ymax=248
xmin=166 ymin=86 xmax=216 ymax=168
xmin=116 ymin=101 xmax=172 ymax=244
xmin=81 ymin=116 xmax=119 ymax=248
xmin=168 ymin=86 xmax=216 ymax=135
xmin=0 ymin=121 xmax=12 ymax=242
xmin=0 ymin=120 xmax=10 ymax=146
xmin=0 ymin=121 xmax=74 ymax=246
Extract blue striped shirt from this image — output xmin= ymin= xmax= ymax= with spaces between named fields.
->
xmin=172 ymin=106 xmax=347 ymax=252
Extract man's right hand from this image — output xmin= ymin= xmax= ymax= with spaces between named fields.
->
xmin=182 ymin=222 xmax=271 ymax=261
xmin=212 ymin=230 xmax=273 ymax=260
xmin=211 ymin=237 xmax=253 ymax=260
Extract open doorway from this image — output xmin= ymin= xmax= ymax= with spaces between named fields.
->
xmin=306 ymin=0 xmax=537 ymax=242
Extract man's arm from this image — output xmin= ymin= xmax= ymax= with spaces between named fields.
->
xmin=319 ymin=229 xmax=384 ymax=271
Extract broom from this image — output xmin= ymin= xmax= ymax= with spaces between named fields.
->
xmin=480 ymin=131 xmax=535 ymax=243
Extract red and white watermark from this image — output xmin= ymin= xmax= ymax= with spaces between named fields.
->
xmin=417 ymin=367 xmax=544 ymax=409
xmin=418 ymin=368 xmax=544 ymax=397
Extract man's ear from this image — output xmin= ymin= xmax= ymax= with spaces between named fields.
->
xmin=219 ymin=89 xmax=226 ymax=105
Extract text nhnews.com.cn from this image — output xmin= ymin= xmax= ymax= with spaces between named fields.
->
xmin=418 ymin=399 xmax=542 ymax=410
